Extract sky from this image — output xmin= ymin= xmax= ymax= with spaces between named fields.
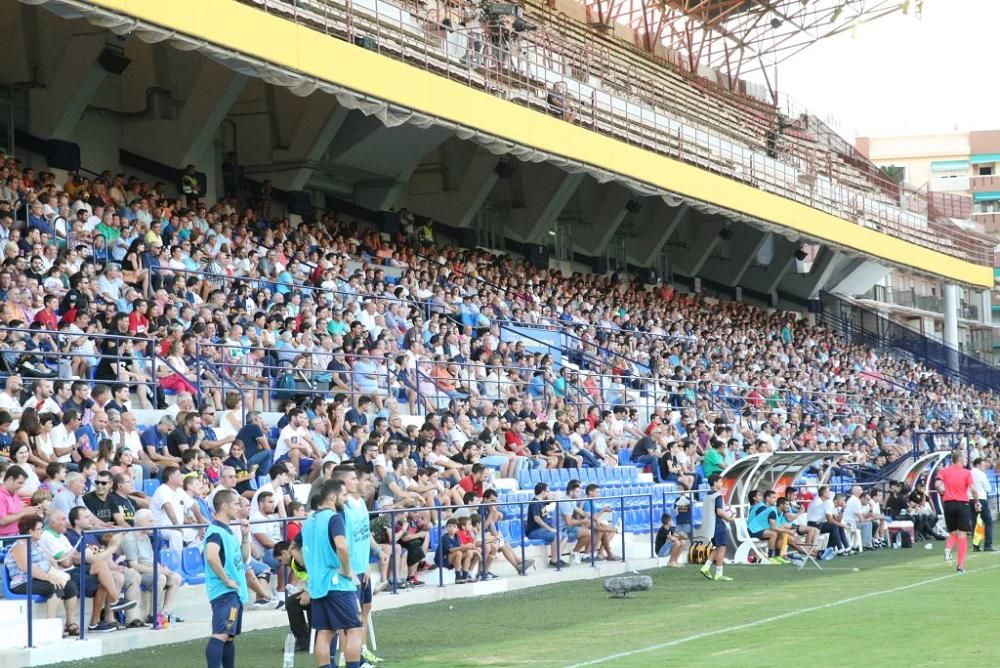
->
xmin=744 ymin=0 xmax=999 ymax=140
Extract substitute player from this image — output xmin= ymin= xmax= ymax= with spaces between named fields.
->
xmin=203 ymin=489 xmax=251 ymax=668
xmin=334 ymin=464 xmax=383 ymax=666
xmin=302 ymin=479 xmax=363 ymax=668
xmin=936 ymin=450 xmax=980 ymax=573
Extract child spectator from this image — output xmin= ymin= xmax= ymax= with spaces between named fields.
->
xmin=654 ymin=513 xmax=687 ymax=567
xmin=438 ymin=518 xmax=479 ymax=584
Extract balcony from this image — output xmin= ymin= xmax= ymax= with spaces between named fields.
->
xmin=931 ymin=175 xmax=970 ymax=193
xmin=862 ymin=286 xmax=985 ymax=323
xmin=972 ymin=211 xmax=1000 ymax=234
xmin=862 ymin=285 xmax=942 ymax=312
xmin=970 ymin=174 xmax=1000 ymax=192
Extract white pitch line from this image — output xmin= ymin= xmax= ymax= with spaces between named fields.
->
xmin=564 ymin=563 xmax=1000 ymax=668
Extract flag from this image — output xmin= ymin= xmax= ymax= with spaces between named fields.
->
xmin=973 ymin=515 xmax=986 ymax=547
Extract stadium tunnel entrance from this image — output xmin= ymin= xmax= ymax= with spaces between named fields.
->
xmin=0 ymin=0 xmax=891 ymax=310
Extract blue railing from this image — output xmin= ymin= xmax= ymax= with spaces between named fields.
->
xmin=820 ymin=292 xmax=1000 ymax=394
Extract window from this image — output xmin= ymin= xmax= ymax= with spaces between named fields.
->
xmin=979 ymin=166 xmax=994 ymax=176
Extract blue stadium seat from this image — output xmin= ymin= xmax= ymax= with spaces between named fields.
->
xmin=618 ymin=449 xmax=632 ymax=465
xmin=181 ymin=546 xmax=206 ymax=585
xmin=143 ymin=479 xmax=160 ymax=497
xmin=624 ymin=468 xmax=638 ymax=481
xmin=557 ymin=469 xmax=571 ymax=483
xmin=517 ymin=472 xmax=531 ymax=489
xmin=429 ymin=525 xmax=440 ymax=552
xmin=610 ymin=468 xmax=624 ymax=481
xmin=2 ymin=559 xmax=46 ymax=603
xmin=159 ymin=548 xmax=182 ymax=574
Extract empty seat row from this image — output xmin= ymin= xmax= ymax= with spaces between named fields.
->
xmin=516 ymin=467 xmax=639 ymax=490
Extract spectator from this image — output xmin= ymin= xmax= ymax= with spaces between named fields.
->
xmin=121 ymin=509 xmax=182 ymax=623
xmin=3 ymin=515 xmax=80 ymax=635
xmin=0 ymin=465 xmax=43 ymax=542
xmin=805 ymin=486 xmax=851 ymax=555
xmin=525 ymin=482 xmax=566 ymax=568
xmin=149 ymin=466 xmax=185 ymax=554
xmin=654 ymin=513 xmax=687 ymax=566
xmin=970 ymin=458 xmax=994 ymax=552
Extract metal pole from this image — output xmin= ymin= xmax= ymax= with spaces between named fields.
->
xmin=78 ymin=530 xmax=87 ymax=640
xmin=151 ymin=528 xmax=160 ymax=629
xmin=588 ymin=498 xmax=596 ymax=567
xmin=554 ymin=498 xmax=561 ymax=571
xmin=519 ymin=501 xmax=526 ymax=575
xmin=479 ymin=502 xmax=487 ymax=580
xmin=388 ymin=512 xmax=398 ymax=595
xmin=619 ymin=496 xmax=626 ymax=560
xmin=26 ymin=537 xmax=33 ymax=648
xmin=648 ymin=494 xmax=655 ymax=558
xmin=436 ymin=507 xmax=444 ymax=588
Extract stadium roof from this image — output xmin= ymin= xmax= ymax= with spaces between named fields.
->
xmin=579 ymin=0 xmax=919 ymax=79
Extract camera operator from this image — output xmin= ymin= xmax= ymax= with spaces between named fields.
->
xmin=461 ymin=0 xmax=484 ymax=67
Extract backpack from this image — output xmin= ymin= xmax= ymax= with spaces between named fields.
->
xmin=274 ymin=370 xmax=297 ymax=401
xmin=899 ymin=531 xmax=912 ymax=548
xmin=687 ymin=541 xmax=710 ymax=565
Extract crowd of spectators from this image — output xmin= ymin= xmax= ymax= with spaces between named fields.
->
xmin=0 ymin=152 xmax=998 ymax=640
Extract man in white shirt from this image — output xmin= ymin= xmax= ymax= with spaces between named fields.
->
xmin=250 ymin=464 xmax=292 ymax=520
xmin=49 ymin=409 xmax=83 ymax=465
xmin=805 ymin=485 xmax=850 ymax=555
xmin=843 ymin=486 xmax=873 ymax=550
xmin=249 ymin=490 xmax=283 ymax=572
xmin=971 ymin=457 xmax=994 ymax=551
xmin=274 ymin=407 xmax=320 ymax=479
xmin=149 ymin=466 xmax=185 ymax=555
xmin=321 ymin=438 xmax=348 ymax=465
xmin=0 ymin=376 xmax=23 ymax=421
xmin=21 ymin=379 xmax=61 ymax=416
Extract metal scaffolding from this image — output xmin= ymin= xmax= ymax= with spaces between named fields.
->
xmin=578 ymin=0 xmax=919 ymax=91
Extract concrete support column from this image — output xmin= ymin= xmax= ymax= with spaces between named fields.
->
xmin=943 ymin=283 xmax=960 ymax=371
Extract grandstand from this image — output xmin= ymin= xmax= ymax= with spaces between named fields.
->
xmin=0 ymin=0 xmax=998 ymax=666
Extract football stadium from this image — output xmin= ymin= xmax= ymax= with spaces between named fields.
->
xmin=0 ymin=0 xmax=998 ymax=666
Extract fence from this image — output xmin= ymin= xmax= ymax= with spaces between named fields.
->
xmin=820 ymin=292 xmax=1000 ymax=393
xmin=2 ymin=489 xmax=688 ymax=647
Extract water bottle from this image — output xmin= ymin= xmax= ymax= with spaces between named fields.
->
xmin=893 ymin=533 xmax=901 ymax=549
xmin=282 ymin=632 xmax=296 ymax=668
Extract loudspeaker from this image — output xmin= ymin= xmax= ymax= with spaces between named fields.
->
xmin=639 ymin=268 xmax=658 ymax=285
xmin=97 ymin=47 xmax=131 ymax=75
xmin=459 ymin=227 xmax=479 ymax=249
xmin=794 ymin=248 xmax=808 ymax=261
xmin=528 ymin=244 xmax=550 ymax=269
xmin=494 ymin=161 xmax=516 ymax=178
xmin=287 ymin=191 xmax=313 ymax=217
xmin=718 ymin=227 xmax=733 ymax=241
xmin=591 ymin=256 xmax=609 ymax=274
xmin=44 ymin=140 xmax=81 ymax=171
xmin=625 ymin=199 xmax=642 ymax=214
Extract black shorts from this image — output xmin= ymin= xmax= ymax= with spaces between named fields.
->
xmin=210 ymin=592 xmax=243 ymax=638
xmin=311 ymin=590 xmax=362 ymax=631
xmin=944 ymin=500 xmax=972 ymax=533
xmin=749 ymin=529 xmax=768 ymax=540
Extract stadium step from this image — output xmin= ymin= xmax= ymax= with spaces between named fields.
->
xmin=0 ymin=601 xmax=64 ymax=649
